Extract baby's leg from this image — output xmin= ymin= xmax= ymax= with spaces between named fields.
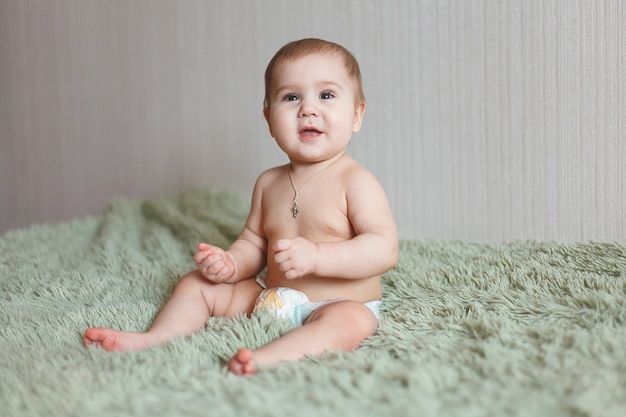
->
xmin=227 ymin=300 xmax=377 ymax=375
xmin=84 ymin=271 xmax=261 ymax=351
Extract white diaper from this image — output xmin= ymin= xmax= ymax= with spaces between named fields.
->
xmin=253 ymin=276 xmax=381 ymax=325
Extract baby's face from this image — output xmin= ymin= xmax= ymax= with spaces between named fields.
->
xmin=263 ymin=53 xmax=365 ymax=164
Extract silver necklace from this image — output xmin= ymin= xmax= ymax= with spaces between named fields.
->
xmin=287 ymin=159 xmax=340 ymax=218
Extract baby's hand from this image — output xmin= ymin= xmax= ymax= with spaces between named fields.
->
xmin=273 ymin=238 xmax=317 ymax=279
xmin=194 ymin=243 xmax=235 ymax=283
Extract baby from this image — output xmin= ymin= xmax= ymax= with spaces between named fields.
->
xmin=84 ymin=38 xmax=399 ymax=375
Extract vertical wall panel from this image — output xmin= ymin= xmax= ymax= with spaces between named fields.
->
xmin=0 ymin=0 xmax=624 ymax=242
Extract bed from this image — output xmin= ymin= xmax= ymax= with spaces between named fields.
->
xmin=1 ymin=187 xmax=625 ymax=417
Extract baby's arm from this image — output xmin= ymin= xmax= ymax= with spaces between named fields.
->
xmin=195 ymin=228 xmax=266 ymax=283
xmin=195 ymin=177 xmax=268 ymax=283
xmin=274 ymin=167 xmax=398 ymax=280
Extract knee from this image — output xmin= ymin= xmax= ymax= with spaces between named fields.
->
xmin=176 ymin=270 xmax=204 ymax=287
xmin=343 ymin=302 xmax=378 ymax=338
xmin=174 ymin=270 xmax=215 ymax=293
xmin=312 ymin=301 xmax=378 ymax=350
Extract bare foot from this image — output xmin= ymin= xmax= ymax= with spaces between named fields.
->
xmin=227 ymin=348 xmax=257 ymax=375
xmin=83 ymin=327 xmax=159 ymax=352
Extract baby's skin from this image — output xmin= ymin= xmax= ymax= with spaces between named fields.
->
xmin=84 ymin=42 xmax=398 ymax=375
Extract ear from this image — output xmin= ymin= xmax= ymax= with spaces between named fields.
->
xmin=352 ymin=102 xmax=366 ymax=133
xmin=263 ymin=107 xmax=274 ymax=137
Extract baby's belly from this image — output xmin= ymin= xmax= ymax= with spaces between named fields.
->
xmin=264 ymin=270 xmax=382 ymax=302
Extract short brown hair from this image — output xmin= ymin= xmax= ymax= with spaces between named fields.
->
xmin=263 ymin=38 xmax=365 ymax=108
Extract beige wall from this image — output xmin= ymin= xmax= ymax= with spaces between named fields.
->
xmin=1 ymin=0 xmax=624 ymax=242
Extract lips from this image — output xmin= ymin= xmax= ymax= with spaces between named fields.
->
xmin=298 ymin=126 xmax=322 ymax=141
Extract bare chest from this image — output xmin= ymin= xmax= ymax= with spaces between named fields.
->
xmin=261 ymin=181 xmax=354 ymax=242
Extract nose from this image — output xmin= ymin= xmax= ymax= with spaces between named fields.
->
xmin=298 ymin=98 xmax=318 ymax=117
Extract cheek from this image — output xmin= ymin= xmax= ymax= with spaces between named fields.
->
xmin=335 ymin=108 xmax=360 ymax=130
xmin=271 ymin=115 xmax=289 ymax=129
xmin=268 ymin=114 xmax=293 ymax=138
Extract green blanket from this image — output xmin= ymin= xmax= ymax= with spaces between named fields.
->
xmin=1 ymin=188 xmax=625 ymax=417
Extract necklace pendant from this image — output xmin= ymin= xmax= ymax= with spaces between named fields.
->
xmin=292 ymin=201 xmax=300 ymax=218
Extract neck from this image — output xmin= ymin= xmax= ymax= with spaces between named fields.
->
xmin=288 ymin=153 xmax=346 ymax=176
xmin=287 ymin=153 xmax=346 ymax=219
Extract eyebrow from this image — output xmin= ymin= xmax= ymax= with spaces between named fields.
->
xmin=274 ymin=81 xmax=345 ymax=96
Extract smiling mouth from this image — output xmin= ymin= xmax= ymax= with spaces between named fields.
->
xmin=298 ymin=127 xmax=322 ymax=139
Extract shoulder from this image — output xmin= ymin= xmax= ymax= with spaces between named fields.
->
xmin=339 ymin=156 xmax=396 ymax=237
xmin=339 ymin=157 xmax=391 ymax=213
xmin=245 ymin=164 xmax=289 ymax=232
xmin=254 ymin=164 xmax=288 ymax=189
xmin=339 ymin=156 xmax=382 ymax=189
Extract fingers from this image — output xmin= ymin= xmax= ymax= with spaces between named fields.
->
xmin=273 ymin=239 xmax=294 ymax=269
xmin=272 ymin=239 xmax=292 ymax=253
xmin=279 ymin=265 xmax=300 ymax=280
xmin=272 ymin=238 xmax=316 ymax=279
xmin=195 ymin=242 xmax=218 ymax=258
xmin=200 ymin=258 xmax=231 ymax=281
xmin=194 ymin=243 xmax=232 ymax=282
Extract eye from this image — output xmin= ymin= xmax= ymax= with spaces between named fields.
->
xmin=320 ymin=91 xmax=335 ymax=100
xmin=283 ymin=93 xmax=300 ymax=102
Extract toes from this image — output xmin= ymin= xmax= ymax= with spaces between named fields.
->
xmin=236 ymin=348 xmax=253 ymax=363
xmin=228 ymin=348 xmax=257 ymax=375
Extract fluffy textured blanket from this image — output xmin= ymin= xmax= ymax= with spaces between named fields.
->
xmin=1 ymin=188 xmax=625 ymax=417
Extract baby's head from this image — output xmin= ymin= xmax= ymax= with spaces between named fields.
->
xmin=263 ymin=38 xmax=365 ymax=109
